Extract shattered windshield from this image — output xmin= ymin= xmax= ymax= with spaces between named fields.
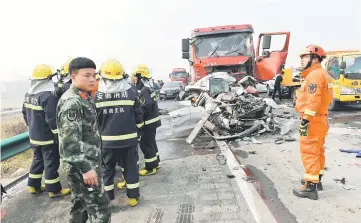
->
xmin=209 ymin=78 xmax=230 ymax=95
xmin=344 ymin=55 xmax=361 ymax=74
xmin=171 ymin=72 xmax=187 ymax=78
xmin=194 ymin=32 xmax=252 ymax=58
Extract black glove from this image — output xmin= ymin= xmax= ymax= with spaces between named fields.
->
xmin=299 ymin=119 xmax=309 ymax=136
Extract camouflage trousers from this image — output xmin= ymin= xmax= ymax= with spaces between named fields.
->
xmin=67 ymin=170 xmax=111 ymax=223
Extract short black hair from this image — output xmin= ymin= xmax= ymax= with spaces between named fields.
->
xmin=69 ymin=57 xmax=96 ymax=74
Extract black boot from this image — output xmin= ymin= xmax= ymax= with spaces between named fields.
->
xmin=300 ymin=174 xmax=323 ymax=191
xmin=293 ymin=181 xmax=318 ymax=200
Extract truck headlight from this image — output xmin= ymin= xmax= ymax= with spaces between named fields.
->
xmin=160 ymin=90 xmax=165 ymax=94
xmin=341 ymin=87 xmax=356 ymax=95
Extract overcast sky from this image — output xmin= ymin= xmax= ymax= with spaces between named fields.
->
xmin=0 ymin=0 xmax=360 ymax=82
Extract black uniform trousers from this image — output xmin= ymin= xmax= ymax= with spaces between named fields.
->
xmin=28 ymin=143 xmax=62 ymax=192
xmin=102 ymin=146 xmax=140 ymax=200
xmin=140 ymin=127 xmax=159 ymax=170
xmin=272 ymin=86 xmax=282 ymax=101
xmin=117 ymin=146 xmax=140 ymax=172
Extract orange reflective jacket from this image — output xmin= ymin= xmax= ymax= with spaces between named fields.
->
xmin=91 ymin=80 xmax=99 ymax=98
xmin=295 ymin=64 xmax=333 ymax=119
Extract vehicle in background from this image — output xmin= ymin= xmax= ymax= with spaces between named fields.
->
xmin=169 ymin=68 xmax=189 ymax=85
xmin=324 ymin=50 xmax=361 ymax=110
xmin=181 ymin=24 xmax=290 ymax=84
xmin=159 ymin=81 xmax=185 ymax=100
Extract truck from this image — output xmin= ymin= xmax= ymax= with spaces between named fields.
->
xmin=169 ymin=68 xmax=189 ymax=85
xmin=181 ymin=24 xmax=291 ymax=84
xmin=325 ymin=50 xmax=361 ymax=110
xmin=292 ymin=50 xmax=361 ymax=110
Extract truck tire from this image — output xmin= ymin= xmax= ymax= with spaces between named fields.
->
xmin=290 ymin=88 xmax=296 ymax=100
xmin=328 ymin=99 xmax=340 ymax=111
xmin=292 ymin=89 xmax=297 ymax=106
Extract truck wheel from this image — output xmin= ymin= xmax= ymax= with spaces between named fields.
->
xmin=291 ymin=89 xmax=297 ymax=106
xmin=290 ymin=88 xmax=296 ymax=101
xmin=328 ymin=99 xmax=339 ymax=111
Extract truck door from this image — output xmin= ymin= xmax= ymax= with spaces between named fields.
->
xmin=255 ymin=32 xmax=290 ymax=81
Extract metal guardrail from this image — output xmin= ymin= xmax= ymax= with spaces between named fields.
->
xmin=0 ymin=132 xmax=31 ymax=161
xmin=1 ymin=109 xmax=22 ymax=116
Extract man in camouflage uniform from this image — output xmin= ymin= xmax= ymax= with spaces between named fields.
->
xmin=57 ymin=57 xmax=110 ymax=223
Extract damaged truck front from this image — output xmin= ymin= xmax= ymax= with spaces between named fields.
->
xmin=181 ymin=24 xmax=290 ymax=84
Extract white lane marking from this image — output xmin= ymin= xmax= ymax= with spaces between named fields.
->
xmin=217 ymin=140 xmax=277 ymax=223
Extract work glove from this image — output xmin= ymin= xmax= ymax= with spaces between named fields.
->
xmin=299 ymin=119 xmax=309 ymax=136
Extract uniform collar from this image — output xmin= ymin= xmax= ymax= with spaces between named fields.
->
xmin=301 ymin=63 xmax=322 ymax=78
xmin=71 ymin=85 xmax=89 ymax=100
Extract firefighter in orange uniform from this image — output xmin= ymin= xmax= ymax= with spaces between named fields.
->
xmin=293 ymin=45 xmax=333 ymax=200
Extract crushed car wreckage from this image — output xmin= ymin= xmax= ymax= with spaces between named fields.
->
xmin=181 ymin=72 xmax=280 ymax=144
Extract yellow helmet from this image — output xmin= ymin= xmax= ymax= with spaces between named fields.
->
xmin=100 ymin=60 xmax=125 ymax=80
xmin=61 ymin=57 xmax=72 ymax=75
xmin=31 ymin=64 xmax=53 ymax=80
xmin=134 ymin=64 xmax=151 ymax=79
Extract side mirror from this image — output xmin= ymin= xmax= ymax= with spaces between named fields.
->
xmin=340 ymin=61 xmax=346 ymax=69
xmin=169 ymin=73 xmax=171 ymax=78
xmin=187 ymin=72 xmax=190 ymax=77
xmin=262 ymin=35 xmax=272 ymax=49
xmin=182 ymin=38 xmax=190 ymax=52
xmin=182 ymin=52 xmax=190 ymax=59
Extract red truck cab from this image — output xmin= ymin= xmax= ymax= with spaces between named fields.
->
xmin=169 ymin=68 xmax=189 ymax=85
xmin=181 ymin=24 xmax=290 ymax=84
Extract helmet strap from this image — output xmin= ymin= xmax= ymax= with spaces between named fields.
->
xmin=303 ymin=54 xmax=315 ymax=70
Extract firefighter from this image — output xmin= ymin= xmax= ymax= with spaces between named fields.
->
xmin=55 ymin=58 xmax=73 ymax=98
xmin=22 ymin=64 xmax=71 ymax=198
xmin=133 ymin=64 xmax=161 ymax=176
xmin=115 ymin=73 xmax=139 ymax=186
xmin=293 ymin=45 xmax=333 ymax=200
xmin=94 ymin=60 xmax=143 ymax=207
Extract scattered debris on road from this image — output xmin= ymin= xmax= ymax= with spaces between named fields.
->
xmin=339 ymin=149 xmax=361 ymax=158
xmin=334 ymin=177 xmax=346 ymax=184
xmin=333 ymin=177 xmax=356 ymax=190
xmin=216 ymin=153 xmax=227 ymax=165
xmin=226 ymin=174 xmax=235 ymax=178
xmin=159 ymin=108 xmax=169 ymax=115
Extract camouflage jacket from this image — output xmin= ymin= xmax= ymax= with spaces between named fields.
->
xmin=56 ymin=85 xmax=102 ymax=174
